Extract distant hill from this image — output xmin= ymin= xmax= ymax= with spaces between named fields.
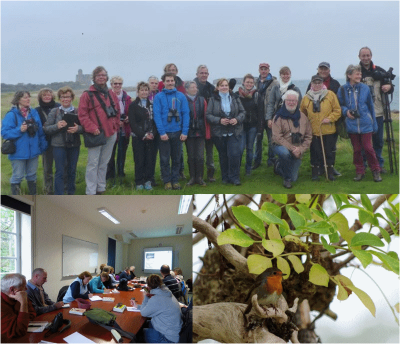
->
xmin=1 ymin=81 xmax=89 ymax=93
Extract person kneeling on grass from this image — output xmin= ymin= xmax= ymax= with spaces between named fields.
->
xmin=138 ymin=274 xmax=182 ymax=343
xmin=271 ymin=90 xmax=312 ymax=189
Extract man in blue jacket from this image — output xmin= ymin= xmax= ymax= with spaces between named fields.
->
xmin=153 ymin=73 xmax=190 ymax=190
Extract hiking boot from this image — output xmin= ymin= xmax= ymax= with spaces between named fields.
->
xmin=373 ymin=171 xmax=382 ymax=182
xmin=27 ymin=181 xmax=37 ymax=195
xmin=380 ymin=167 xmax=387 ymax=174
xmin=136 ymin=185 xmax=144 ymax=190
xmin=96 ymin=191 xmax=105 ymax=195
xmin=186 ymin=178 xmax=196 ymax=186
xmin=283 ymin=179 xmax=292 ymax=189
xmin=333 ymin=168 xmax=342 ymax=176
xmin=207 ymin=167 xmax=216 ymax=182
xmin=172 ymin=183 xmax=181 ymax=190
xmin=233 ymin=180 xmax=241 ymax=186
xmin=273 ymin=160 xmax=280 ymax=176
xmin=144 ymin=181 xmax=153 ymax=191
xmin=164 ymin=182 xmax=172 ymax=190
xmin=353 ymin=174 xmax=365 ymax=181
xmin=11 ymin=183 xmax=21 ymax=195
xmin=196 ymin=178 xmax=207 ymax=186
xmin=327 ymin=166 xmax=335 ymax=181
xmin=311 ymin=166 xmax=320 ymax=181
xmin=252 ymin=161 xmax=261 ymax=170
xmin=179 ymin=171 xmax=186 ymax=180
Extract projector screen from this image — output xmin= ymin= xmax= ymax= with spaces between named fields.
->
xmin=143 ymin=247 xmax=173 ymax=273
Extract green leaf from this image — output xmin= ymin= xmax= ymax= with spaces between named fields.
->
xmin=332 ymin=194 xmax=342 ymax=209
xmin=232 ymin=206 xmax=266 ymax=238
xmin=279 ymin=224 xmax=290 ymax=237
xmin=276 ymin=256 xmax=291 ymax=279
xmin=347 ymin=285 xmax=376 ymax=317
xmin=358 ymin=209 xmax=376 ymax=225
xmin=296 ymin=194 xmax=311 ymax=204
xmin=262 ymin=239 xmax=285 ymax=257
xmin=388 ymin=221 xmax=399 ymax=236
xmin=261 ymin=202 xmax=282 ymax=218
xmin=252 ymin=209 xmax=284 ymax=226
xmin=330 ymin=212 xmax=355 ymax=245
xmin=217 ymin=228 xmax=255 ymax=247
xmin=288 ymin=207 xmax=306 ymax=229
xmin=388 ymin=201 xmax=399 ymax=218
xmin=339 ymin=194 xmax=350 ymax=205
xmin=395 ymin=303 xmax=400 ymax=313
xmin=388 ymin=194 xmax=398 ymax=203
xmin=302 ymin=221 xmax=333 ymax=235
xmin=387 ymin=251 xmax=399 ymax=260
xmin=311 ymin=208 xmax=327 ymax=221
xmin=296 ymin=204 xmax=312 ymax=220
xmin=247 ymin=255 xmax=272 ymax=274
xmin=271 ymin=194 xmax=288 ymax=204
xmin=351 ymin=249 xmax=373 ymax=269
xmin=360 ymin=194 xmax=373 ymax=212
xmin=332 ymin=275 xmax=351 ymax=301
xmin=309 ymin=264 xmax=329 ymax=287
xmin=268 ymin=224 xmax=281 ymax=240
xmin=350 ymin=233 xmax=385 ymax=247
xmin=378 ymin=226 xmax=391 ymax=244
xmin=287 ymin=255 xmax=304 ymax=273
xmin=284 ymin=235 xmax=308 ymax=249
xmin=329 ymin=232 xmax=340 ymax=244
xmin=370 ymin=251 xmax=399 ymax=274
xmin=321 ymin=236 xmax=336 ymax=254
xmin=383 ymin=208 xmax=397 ymax=224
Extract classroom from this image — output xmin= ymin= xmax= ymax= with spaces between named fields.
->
xmin=1 ymin=195 xmax=193 ymax=343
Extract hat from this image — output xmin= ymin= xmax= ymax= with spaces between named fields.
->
xmin=259 ymin=63 xmax=270 ymax=69
xmin=311 ymin=74 xmax=324 ymax=82
xmin=318 ymin=62 xmax=330 ymax=69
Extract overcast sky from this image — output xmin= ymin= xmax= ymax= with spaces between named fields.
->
xmin=1 ymin=1 xmax=399 ymax=86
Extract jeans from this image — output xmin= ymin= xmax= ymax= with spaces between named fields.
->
xmin=85 ymin=132 xmax=117 ymax=195
xmin=272 ymin=144 xmax=302 ymax=182
xmin=243 ymin=126 xmax=257 ymax=173
xmin=372 ymin=116 xmax=384 ymax=168
xmin=254 ymin=124 xmax=275 ymax=165
xmin=10 ymin=157 xmax=39 ymax=184
xmin=159 ymin=131 xmax=182 ymax=184
xmin=349 ymin=132 xmax=380 ymax=174
xmin=132 ymin=137 xmax=156 ymax=185
xmin=53 ymin=146 xmax=80 ymax=195
xmin=213 ymin=134 xmax=242 ymax=183
xmin=144 ymin=322 xmax=173 ymax=343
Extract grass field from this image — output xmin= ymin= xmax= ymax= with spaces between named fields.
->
xmin=1 ymin=92 xmax=399 ymax=195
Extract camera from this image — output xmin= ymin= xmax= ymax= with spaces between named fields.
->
xmin=191 ymin=117 xmax=200 ymax=130
xmin=291 ymin=132 xmax=303 ymax=144
xmin=349 ymin=110 xmax=360 ymax=119
xmin=24 ymin=119 xmax=38 ymax=137
xmin=106 ymin=105 xmax=117 ymax=118
xmin=167 ymin=108 xmax=179 ymax=122
xmin=312 ymin=100 xmax=321 ymax=113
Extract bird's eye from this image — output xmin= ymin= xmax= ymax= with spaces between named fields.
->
xmin=273 ymin=272 xmax=277 ymax=275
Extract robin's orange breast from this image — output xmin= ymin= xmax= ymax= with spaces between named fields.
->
xmin=264 ymin=275 xmax=283 ymax=295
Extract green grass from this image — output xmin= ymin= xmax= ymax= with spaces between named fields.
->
xmin=1 ymin=93 xmax=399 ymax=195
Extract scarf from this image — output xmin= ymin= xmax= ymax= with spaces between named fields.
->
xmin=279 ymin=78 xmax=292 ymax=95
xmin=140 ymin=99 xmax=147 ymax=107
xmin=38 ymin=98 xmax=56 ymax=111
xmin=60 ymin=105 xmax=74 ymax=112
xmin=274 ymin=102 xmax=301 ymax=128
xmin=219 ymin=92 xmax=231 ymax=114
xmin=238 ymin=87 xmax=256 ymax=99
xmin=115 ymin=91 xmax=125 ymax=115
xmin=93 ymin=83 xmax=109 ymax=97
xmin=306 ymin=86 xmax=328 ymax=102
xmin=187 ymin=94 xmax=196 ymax=101
xmin=20 ymin=107 xmax=29 ymax=118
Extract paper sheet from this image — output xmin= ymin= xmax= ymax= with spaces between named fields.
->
xmin=89 ymin=296 xmax=102 ymax=301
xmin=127 ymin=307 xmax=141 ymax=312
xmin=64 ymin=332 xmax=95 ymax=343
xmin=62 ymin=303 xmax=70 ymax=308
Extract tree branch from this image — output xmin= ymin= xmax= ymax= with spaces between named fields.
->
xmin=192 ymin=215 xmax=248 ymax=274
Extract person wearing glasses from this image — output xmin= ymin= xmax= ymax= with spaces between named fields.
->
xmin=107 ymin=76 xmax=132 ymax=182
xmin=44 ymin=87 xmax=83 ymax=195
xmin=78 ymin=66 xmax=120 ymax=195
xmin=272 ymin=90 xmax=312 ymax=189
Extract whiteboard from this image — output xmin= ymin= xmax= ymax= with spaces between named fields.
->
xmin=62 ymin=235 xmax=99 ymax=277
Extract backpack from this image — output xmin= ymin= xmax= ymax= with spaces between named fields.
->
xmin=179 ymin=307 xmax=192 ymax=343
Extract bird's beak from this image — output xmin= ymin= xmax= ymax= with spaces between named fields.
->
xmin=281 ymin=273 xmax=287 ymax=276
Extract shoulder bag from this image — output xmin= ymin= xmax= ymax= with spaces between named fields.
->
xmin=82 ymin=91 xmax=107 ymax=148
xmin=1 ymin=112 xmax=18 ymax=154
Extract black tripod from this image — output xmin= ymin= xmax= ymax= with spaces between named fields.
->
xmin=382 ymin=67 xmax=398 ymax=174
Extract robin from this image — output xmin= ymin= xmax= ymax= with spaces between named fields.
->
xmin=243 ymin=267 xmax=286 ymax=326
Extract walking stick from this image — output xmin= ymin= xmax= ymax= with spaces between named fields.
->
xmin=319 ymin=122 xmax=329 ymax=181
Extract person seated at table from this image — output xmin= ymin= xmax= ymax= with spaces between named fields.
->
xmin=108 ymin=267 xmax=119 ymax=286
xmin=99 ymin=263 xmax=106 ymax=273
xmin=63 ymin=271 xmax=93 ymax=303
xmin=138 ymin=274 xmax=183 ymax=343
xmin=160 ymin=264 xmax=181 ymax=300
xmin=129 ymin=266 xmax=136 ymax=279
xmin=88 ymin=272 xmax=110 ymax=293
xmin=118 ymin=267 xmax=133 ymax=281
xmin=27 ymin=268 xmax=64 ymax=315
xmin=97 ymin=266 xmax=116 ymax=289
xmin=1 ymin=273 xmax=36 ymax=342
xmin=173 ymin=267 xmax=184 ymax=282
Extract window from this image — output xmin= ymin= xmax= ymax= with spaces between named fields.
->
xmin=1 ymin=205 xmax=31 ymax=279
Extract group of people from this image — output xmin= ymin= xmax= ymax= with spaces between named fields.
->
xmin=1 ymin=46 xmax=394 ymax=192
xmin=1 ymin=264 xmax=190 ymax=343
